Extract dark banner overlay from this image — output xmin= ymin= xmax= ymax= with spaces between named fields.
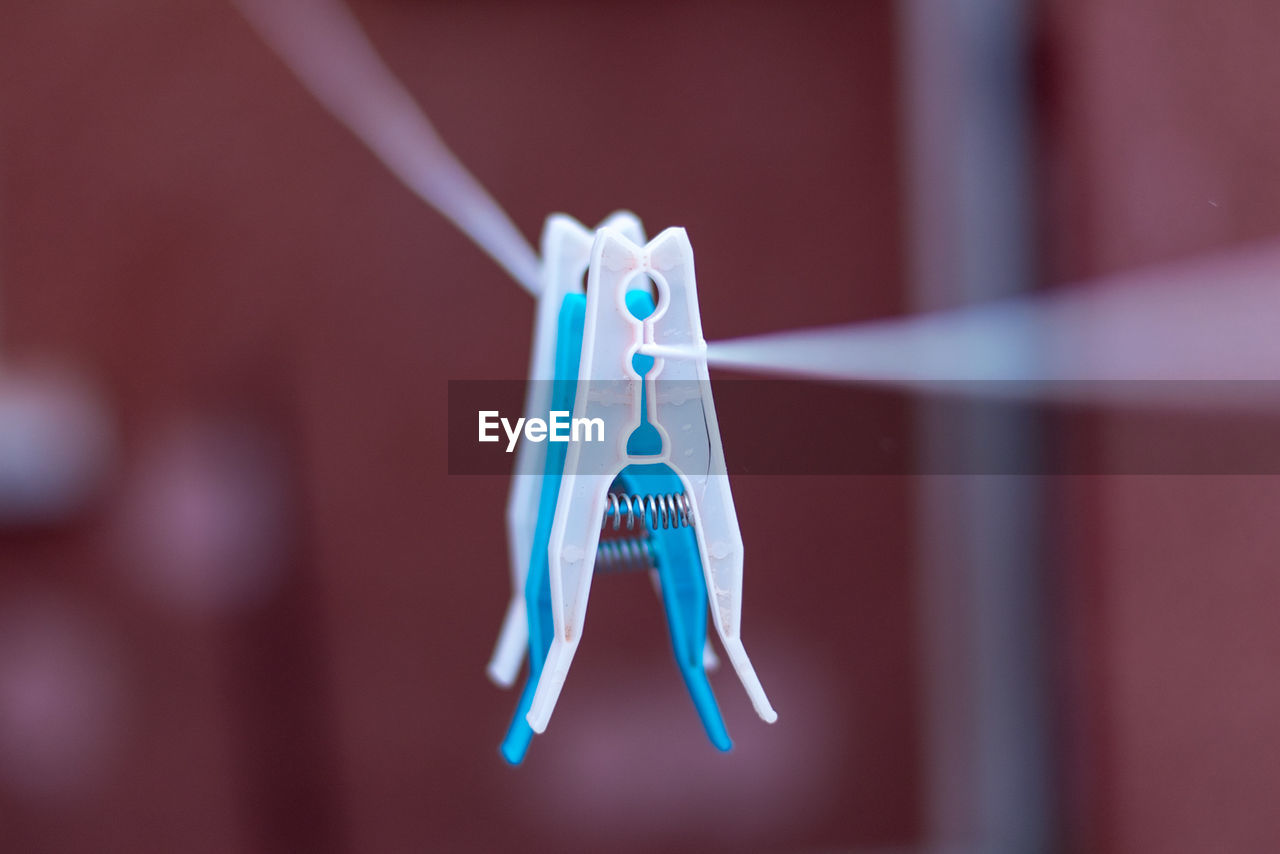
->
xmin=447 ymin=380 xmax=1280 ymax=475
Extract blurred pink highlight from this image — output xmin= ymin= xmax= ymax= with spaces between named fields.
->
xmin=520 ymin=640 xmax=846 ymax=847
xmin=115 ymin=419 xmax=288 ymax=615
xmin=0 ymin=595 xmax=122 ymax=801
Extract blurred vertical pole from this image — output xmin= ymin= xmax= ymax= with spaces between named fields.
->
xmin=898 ymin=2 xmax=1054 ymax=853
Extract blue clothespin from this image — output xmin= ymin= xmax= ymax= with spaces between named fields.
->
xmin=489 ymin=215 xmax=775 ymax=764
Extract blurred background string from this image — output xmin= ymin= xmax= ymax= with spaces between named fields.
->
xmin=706 ymin=239 xmax=1280 ymax=405
xmin=232 ymin=0 xmax=542 ymax=296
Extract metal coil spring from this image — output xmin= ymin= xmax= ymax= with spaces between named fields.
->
xmin=594 ymin=536 xmax=654 ymax=572
xmin=602 ymin=492 xmax=694 ymax=531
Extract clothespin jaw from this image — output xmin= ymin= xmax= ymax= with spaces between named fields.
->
xmin=526 ymin=226 xmax=777 ymax=734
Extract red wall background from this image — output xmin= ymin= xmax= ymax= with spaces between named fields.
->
xmin=2 ymin=1 xmax=1279 ymax=852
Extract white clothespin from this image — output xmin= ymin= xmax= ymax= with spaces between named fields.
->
xmin=525 ymin=226 xmax=776 ymax=732
xmin=487 ymin=212 xmax=646 ymax=688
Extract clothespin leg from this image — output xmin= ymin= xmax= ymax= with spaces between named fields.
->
xmin=487 ymin=595 xmax=528 ymax=688
xmin=653 ymin=521 xmax=732 ymax=750
xmin=526 ymin=472 xmax=612 ymax=733
xmin=500 ymin=675 xmax=539 ymax=763
xmin=703 ymin=555 xmax=777 ymax=724
xmin=488 ymin=455 xmax=541 ymax=687
xmin=691 ymin=478 xmax=778 ymax=724
xmin=645 ymin=535 xmax=720 ymax=674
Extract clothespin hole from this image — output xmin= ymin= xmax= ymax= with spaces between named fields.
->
xmin=625 ymin=275 xmax=659 ymax=320
xmin=626 ymin=287 xmax=658 ymax=377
